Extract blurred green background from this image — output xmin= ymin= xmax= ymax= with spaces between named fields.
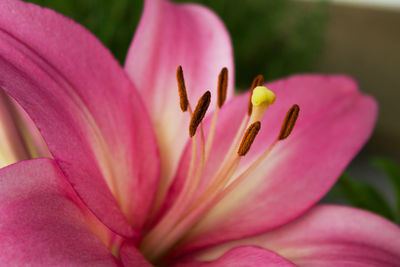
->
xmin=25 ymin=0 xmax=327 ymax=89
xmin=25 ymin=0 xmax=400 ymax=223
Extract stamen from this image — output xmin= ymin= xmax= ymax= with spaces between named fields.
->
xmin=217 ymin=67 xmax=228 ymax=108
xmin=205 ymin=67 xmax=228 ymax=160
xmin=278 ymin=104 xmax=300 ymax=140
xmin=248 ymin=74 xmax=264 ymax=115
xmin=189 ymin=91 xmax=211 ymax=137
xmin=237 ymin=121 xmax=261 ymax=156
xmin=142 ymin=70 xmax=299 ymax=262
xmin=149 ymin=66 xmax=193 ymax=222
xmin=176 ymin=65 xmax=189 ymax=112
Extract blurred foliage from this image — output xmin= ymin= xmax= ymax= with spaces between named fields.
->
xmin=328 ymin=173 xmax=395 ymax=221
xmin=25 ymin=0 xmax=327 ymax=90
xmin=373 ymin=157 xmax=400 ymax=221
xmin=326 ymin=157 xmax=400 ymax=224
xmin=174 ymin=0 xmax=328 ymax=90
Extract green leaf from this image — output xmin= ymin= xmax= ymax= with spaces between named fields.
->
xmin=372 ymin=157 xmax=400 ymax=222
xmin=334 ymin=174 xmax=395 ymax=222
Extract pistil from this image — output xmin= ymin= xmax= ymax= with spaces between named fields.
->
xmin=248 ymin=86 xmax=276 ymax=124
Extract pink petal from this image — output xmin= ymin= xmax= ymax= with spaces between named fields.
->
xmin=0 ymin=90 xmax=51 ymax=167
xmin=173 ymin=246 xmax=295 ymax=267
xmin=0 ymin=159 xmax=117 ymax=266
xmin=192 ymin=205 xmax=400 ymax=266
xmin=0 ymin=90 xmax=30 ymax=166
xmin=120 ymin=242 xmax=154 ymax=267
xmin=0 ymin=0 xmax=160 ymax=234
xmin=11 ymin=94 xmax=52 ymax=159
xmin=125 ymin=0 xmax=234 ymax=211
xmin=169 ymin=75 xmax=377 ymax=254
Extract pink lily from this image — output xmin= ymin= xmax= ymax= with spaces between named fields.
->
xmin=0 ymin=0 xmax=399 ymax=265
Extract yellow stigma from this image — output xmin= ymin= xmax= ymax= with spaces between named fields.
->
xmin=251 ymin=86 xmax=275 ymax=106
xmin=248 ymin=86 xmax=276 ymax=124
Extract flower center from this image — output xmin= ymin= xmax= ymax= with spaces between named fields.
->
xmin=139 ymin=67 xmax=299 ymax=263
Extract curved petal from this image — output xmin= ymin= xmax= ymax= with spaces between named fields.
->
xmin=168 ymin=75 xmax=377 ymax=254
xmin=120 ymin=242 xmax=153 ymax=267
xmin=192 ymin=205 xmax=400 ymax=266
xmin=0 ymin=89 xmax=51 ymax=167
xmin=0 ymin=159 xmax=117 ymax=266
xmin=125 ymin=0 xmax=234 ymax=212
xmin=173 ymin=246 xmax=295 ymax=267
xmin=0 ymin=0 xmax=160 ymax=234
xmin=0 ymin=90 xmax=30 ymax=166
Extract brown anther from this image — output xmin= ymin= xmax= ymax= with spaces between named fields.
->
xmin=217 ymin=67 xmax=228 ymax=108
xmin=248 ymin=74 xmax=264 ymax=115
xmin=177 ymin=65 xmax=189 ymax=112
xmin=238 ymin=121 xmax=261 ymax=156
xmin=189 ymin=91 xmax=211 ymax=137
xmin=278 ymin=104 xmax=300 ymax=140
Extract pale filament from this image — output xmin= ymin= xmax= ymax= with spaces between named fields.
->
xmin=204 ymin=107 xmax=218 ymax=162
xmin=205 ymin=67 xmax=228 ymax=162
xmin=190 ymin=122 xmax=206 ymax=197
xmin=141 ymin=91 xmax=210 ymax=255
xmin=145 ymin=124 xmax=276 ymax=262
xmin=140 ymin=68 xmax=298 ymax=263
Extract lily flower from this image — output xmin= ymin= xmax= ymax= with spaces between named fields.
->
xmin=0 ymin=0 xmax=399 ymax=266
